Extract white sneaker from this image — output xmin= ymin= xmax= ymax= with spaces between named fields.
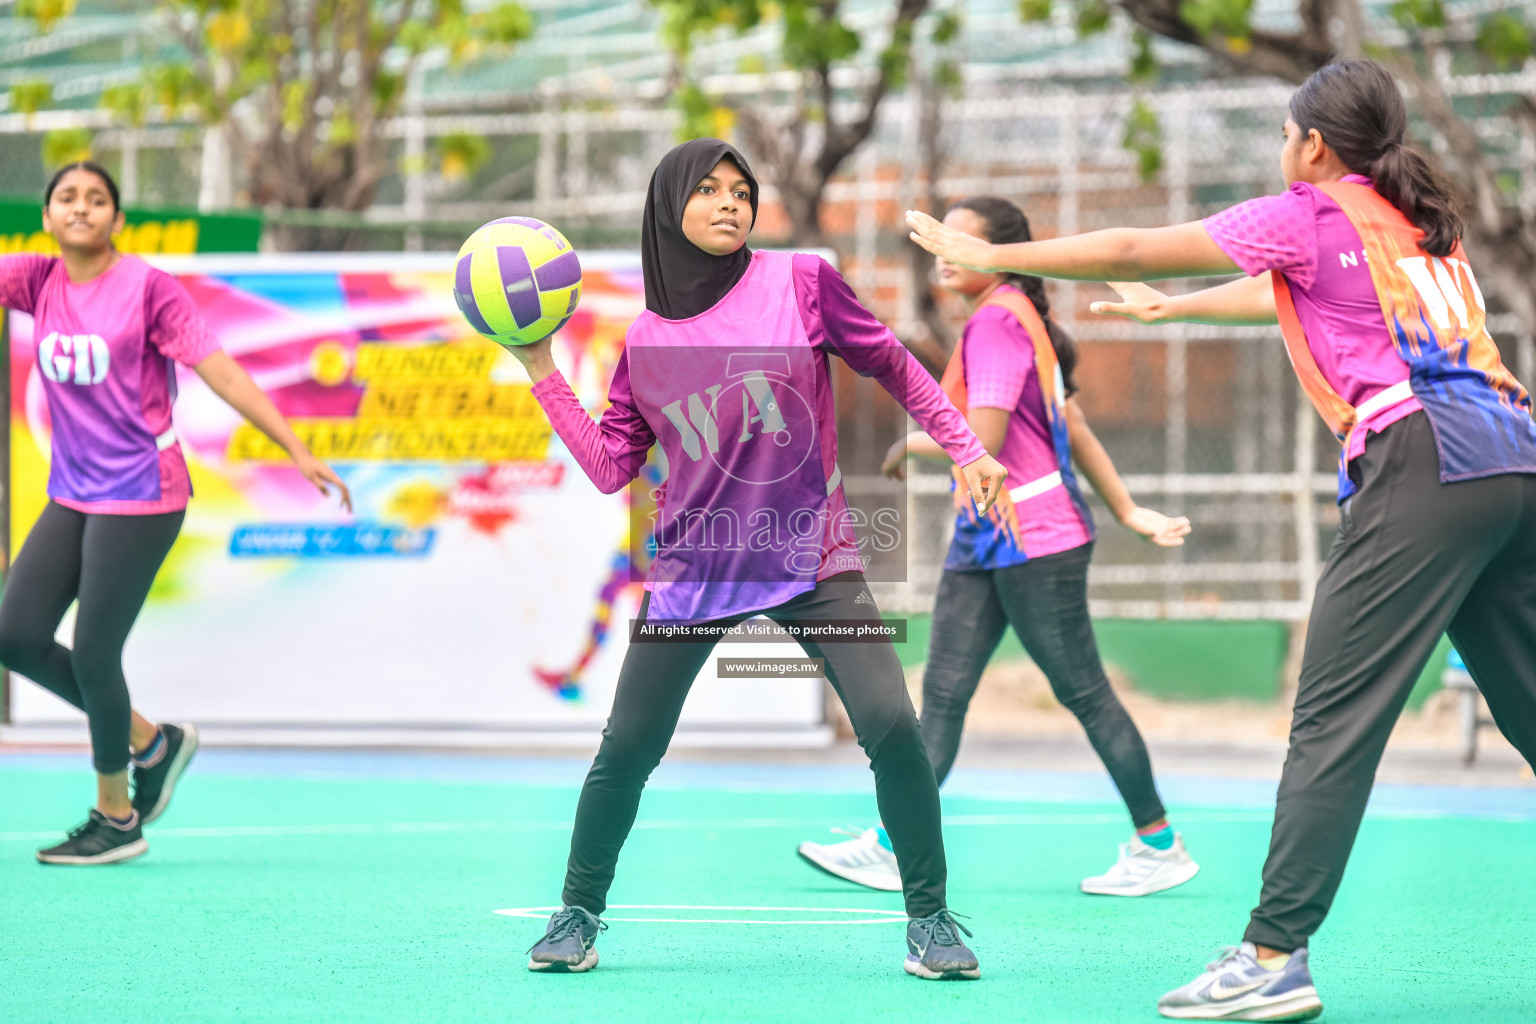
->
xmin=1080 ymin=833 xmax=1200 ymax=896
xmin=1158 ymin=942 xmax=1322 ymax=1020
xmin=796 ymin=827 xmax=902 ymax=892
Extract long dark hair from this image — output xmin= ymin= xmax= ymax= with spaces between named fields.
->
xmin=1289 ymin=60 xmax=1462 ymax=256
xmin=948 ymin=195 xmax=1078 ymax=396
xmin=44 ymin=161 xmax=121 ymax=212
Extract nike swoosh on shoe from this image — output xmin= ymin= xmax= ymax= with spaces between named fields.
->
xmin=1206 ymin=976 xmax=1268 ymax=1001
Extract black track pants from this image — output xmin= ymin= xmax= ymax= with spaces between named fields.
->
xmin=0 ymin=501 xmax=183 ymax=773
xmin=920 ymin=544 xmax=1168 ymax=828
xmin=1246 ymin=413 xmax=1536 ymax=951
xmin=561 ymin=572 xmax=948 ymax=918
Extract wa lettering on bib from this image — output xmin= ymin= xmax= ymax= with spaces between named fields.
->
xmin=1273 ymin=181 xmax=1536 ymax=498
xmin=625 ymin=251 xmax=850 ymax=622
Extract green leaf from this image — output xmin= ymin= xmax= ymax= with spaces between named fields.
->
xmin=1476 ymin=11 xmax=1532 ymax=70
xmin=1389 ymin=0 xmax=1445 ymax=31
xmin=9 ymin=80 xmax=53 ymax=118
xmin=470 ymin=2 xmax=535 ymax=46
xmin=674 ymin=80 xmax=718 ymax=141
xmin=1122 ymin=98 xmax=1163 ymax=182
xmin=434 ymin=130 xmax=493 ymax=181
xmin=879 ymin=22 xmax=915 ymax=91
xmin=935 ymin=58 xmax=964 ymax=98
xmin=931 ymin=10 xmax=962 ymax=45
xmin=101 ymin=83 xmax=151 ymax=127
xmin=1017 ymin=0 xmax=1052 ymax=24
xmin=17 ymin=0 xmax=78 ymax=34
xmin=42 ymin=127 xmax=92 ymax=168
xmin=1076 ymin=0 xmax=1111 ymax=36
xmin=1178 ymin=0 xmax=1253 ymax=40
xmin=782 ymin=4 xmax=861 ymax=69
xmin=1129 ymin=29 xmax=1158 ymax=84
xmin=373 ymin=70 xmax=405 ymax=113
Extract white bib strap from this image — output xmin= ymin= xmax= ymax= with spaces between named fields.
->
xmin=1353 ymin=380 xmax=1414 ymax=422
xmin=825 ymin=465 xmax=842 ymax=496
xmin=154 ymin=428 xmax=178 ymax=452
xmin=1009 ymin=469 xmax=1064 ymax=504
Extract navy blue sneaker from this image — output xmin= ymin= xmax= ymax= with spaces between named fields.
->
xmin=1158 ymin=942 xmax=1322 ymax=1020
xmin=36 ymin=809 xmax=147 ymax=865
xmin=903 ymin=909 xmax=979 ymax=980
xmin=526 ymin=906 xmax=606 ymax=972
xmin=131 ymin=723 xmax=198 ymax=825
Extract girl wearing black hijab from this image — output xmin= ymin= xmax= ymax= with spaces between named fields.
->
xmin=509 ymin=139 xmax=1006 ymax=979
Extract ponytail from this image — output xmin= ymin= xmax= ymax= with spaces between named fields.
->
xmin=1290 ymin=60 xmax=1463 ymax=257
xmin=948 ymin=195 xmax=1080 ymax=397
xmin=1368 ymin=142 xmax=1462 ymax=257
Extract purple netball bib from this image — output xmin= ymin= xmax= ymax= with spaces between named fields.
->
xmin=626 ymin=252 xmax=838 ymax=621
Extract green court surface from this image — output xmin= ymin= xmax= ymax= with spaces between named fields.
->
xmin=1 ymin=751 xmax=1532 ymax=1024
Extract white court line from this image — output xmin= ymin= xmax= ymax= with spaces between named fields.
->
xmin=0 ymin=813 xmax=1220 ymax=842
xmin=2 ymin=807 xmax=1525 ymax=843
xmin=497 ymin=904 xmax=908 ymax=925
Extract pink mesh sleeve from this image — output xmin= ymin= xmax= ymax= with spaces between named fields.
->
xmin=792 ymin=254 xmax=986 ymax=467
xmin=1202 ymin=183 xmax=1323 ymax=290
xmin=530 ymin=353 xmax=655 ymax=495
xmin=0 ymin=254 xmax=56 ymax=316
xmin=962 ymin=306 xmax=1032 ymax=412
xmin=144 ymin=269 xmax=221 ymax=365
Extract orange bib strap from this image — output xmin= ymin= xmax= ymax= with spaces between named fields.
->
xmin=1272 ymin=273 xmax=1355 ymax=442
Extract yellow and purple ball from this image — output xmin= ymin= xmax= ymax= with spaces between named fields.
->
xmin=453 ymin=217 xmax=582 ymax=346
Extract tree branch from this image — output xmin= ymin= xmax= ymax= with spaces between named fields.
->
xmin=818 ymin=0 xmax=930 ymax=179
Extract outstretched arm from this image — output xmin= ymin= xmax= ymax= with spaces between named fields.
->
xmin=1065 ymin=398 xmax=1189 ymax=547
xmin=795 ymin=255 xmax=1008 ymax=513
xmin=1089 ymin=275 xmax=1278 ymax=327
xmin=881 ymin=408 xmax=1008 ymax=481
xmin=195 ymin=351 xmax=352 ymax=510
xmin=906 ymin=211 xmax=1240 ymax=282
xmin=512 ymin=337 xmax=654 ymax=496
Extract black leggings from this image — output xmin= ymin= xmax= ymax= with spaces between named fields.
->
xmin=920 ymin=543 xmax=1168 ymax=829
xmin=1247 ymin=413 xmax=1536 ymax=951
xmin=0 ymin=501 xmax=183 ymax=773
xmin=563 ymin=572 xmax=948 ymax=918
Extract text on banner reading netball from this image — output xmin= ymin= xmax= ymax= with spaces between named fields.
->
xmin=225 ymin=341 xmax=553 ymax=462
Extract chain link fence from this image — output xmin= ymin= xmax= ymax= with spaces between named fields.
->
xmin=6 ymin=62 xmax=1531 ymax=624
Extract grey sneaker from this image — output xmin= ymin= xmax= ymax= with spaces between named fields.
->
xmin=36 ymin=809 xmax=148 ymax=865
xmin=903 ymin=909 xmax=979 ymax=980
xmin=526 ymin=906 xmax=606 ymax=973
xmin=1158 ymin=942 xmax=1322 ymax=1020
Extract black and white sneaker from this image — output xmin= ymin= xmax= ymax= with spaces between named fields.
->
xmin=904 ymin=909 xmax=980 ymax=980
xmin=131 ymin=723 xmax=198 ymax=825
xmin=36 ymin=810 xmax=148 ymax=865
xmin=526 ymin=906 xmax=606 ymax=972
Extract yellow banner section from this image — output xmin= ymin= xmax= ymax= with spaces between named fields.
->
xmin=227 ymin=418 xmax=553 ymax=462
xmin=352 ymin=344 xmax=499 ymax=382
xmin=0 ymin=220 xmax=201 ymax=256
xmin=358 ymin=382 xmax=545 ymax=419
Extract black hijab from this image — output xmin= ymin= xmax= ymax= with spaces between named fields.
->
xmin=641 ymin=138 xmax=760 ymax=320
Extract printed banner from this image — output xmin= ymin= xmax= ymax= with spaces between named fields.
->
xmin=6 ymin=253 xmax=822 ymax=738
xmin=0 ymin=197 xmax=263 ymax=255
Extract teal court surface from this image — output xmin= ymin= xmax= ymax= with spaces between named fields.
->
xmin=2 ymin=749 xmax=1532 ymax=1024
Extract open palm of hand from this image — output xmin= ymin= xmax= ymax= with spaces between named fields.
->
xmin=905 ymin=209 xmax=994 ymax=271
xmin=1089 ymin=282 xmax=1171 ymax=325
xmin=1122 ymin=506 xmax=1191 ymax=547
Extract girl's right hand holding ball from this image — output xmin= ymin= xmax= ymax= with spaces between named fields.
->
xmin=506 ymin=337 xmax=558 ymax=383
